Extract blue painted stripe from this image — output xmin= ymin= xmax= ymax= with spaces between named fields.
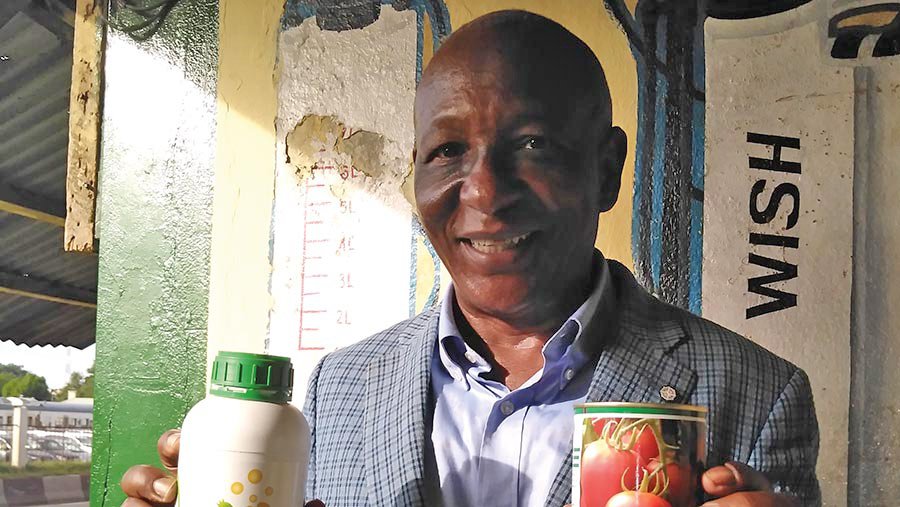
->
xmin=650 ymin=75 xmax=665 ymax=287
xmin=650 ymin=18 xmax=668 ymax=288
xmin=631 ymin=53 xmax=647 ymax=271
xmin=688 ymin=24 xmax=706 ymax=315
xmin=408 ymin=0 xmax=449 ymax=315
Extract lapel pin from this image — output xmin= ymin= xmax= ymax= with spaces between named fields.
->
xmin=659 ymin=385 xmax=677 ymax=401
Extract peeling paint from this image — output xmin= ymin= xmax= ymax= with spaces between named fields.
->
xmin=285 ymin=114 xmax=407 ymax=208
xmin=269 ymin=7 xmax=422 ymax=403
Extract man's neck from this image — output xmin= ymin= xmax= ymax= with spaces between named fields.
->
xmin=452 ymin=275 xmax=595 ymax=390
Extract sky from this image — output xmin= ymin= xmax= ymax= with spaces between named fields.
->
xmin=0 ymin=340 xmax=96 ymax=390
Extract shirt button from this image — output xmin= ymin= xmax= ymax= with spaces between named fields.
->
xmin=500 ymin=400 xmax=515 ymax=416
xmin=564 ymin=368 xmax=575 ymax=381
xmin=464 ymin=351 xmax=479 ymax=363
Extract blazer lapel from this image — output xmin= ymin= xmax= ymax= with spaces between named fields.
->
xmin=364 ymin=309 xmax=439 ymax=507
xmin=545 ymin=262 xmax=698 ymax=507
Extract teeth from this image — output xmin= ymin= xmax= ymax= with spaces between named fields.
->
xmin=468 ymin=233 xmax=532 ymax=253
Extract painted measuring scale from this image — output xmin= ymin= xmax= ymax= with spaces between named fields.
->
xmin=178 ymin=352 xmax=310 ymax=507
xmin=573 ymin=403 xmax=707 ymax=507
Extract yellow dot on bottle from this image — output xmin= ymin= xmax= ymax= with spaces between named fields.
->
xmin=249 ymin=495 xmax=258 ymax=502
xmin=248 ymin=469 xmax=263 ymax=484
xmin=264 ymin=486 xmax=273 ymax=496
xmin=231 ymin=482 xmax=244 ymax=494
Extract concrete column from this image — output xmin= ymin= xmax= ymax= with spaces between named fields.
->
xmin=10 ymin=399 xmax=28 ymax=468
xmin=91 ymin=0 xmax=218 ymax=504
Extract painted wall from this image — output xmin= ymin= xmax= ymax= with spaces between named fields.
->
xmin=704 ymin=5 xmax=855 ymax=502
xmin=92 ymin=0 xmax=218 ymax=505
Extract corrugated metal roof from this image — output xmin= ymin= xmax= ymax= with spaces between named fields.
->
xmin=0 ymin=293 xmax=95 ymax=347
xmin=0 ymin=8 xmax=72 ymax=200
xmin=0 ymin=214 xmax=97 ymax=290
xmin=0 ymin=0 xmax=96 ymax=349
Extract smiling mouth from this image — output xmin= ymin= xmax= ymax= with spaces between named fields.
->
xmin=463 ymin=232 xmax=534 ymax=253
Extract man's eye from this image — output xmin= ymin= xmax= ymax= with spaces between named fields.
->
xmin=521 ymin=136 xmax=548 ymax=150
xmin=430 ymin=142 xmax=466 ymax=161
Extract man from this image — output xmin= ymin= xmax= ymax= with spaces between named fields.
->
xmin=122 ymin=10 xmax=819 ymax=507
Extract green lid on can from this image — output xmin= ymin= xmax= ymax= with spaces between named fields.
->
xmin=210 ymin=351 xmax=293 ymax=403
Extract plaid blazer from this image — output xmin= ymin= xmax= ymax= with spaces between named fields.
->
xmin=303 ymin=261 xmax=821 ymax=506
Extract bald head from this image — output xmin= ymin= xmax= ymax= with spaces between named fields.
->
xmin=417 ymin=10 xmax=613 ymax=128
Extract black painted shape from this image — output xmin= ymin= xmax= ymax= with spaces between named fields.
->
xmin=828 ymin=4 xmax=900 ymax=59
xmin=606 ymin=0 xmax=705 ymax=101
xmin=749 ymin=233 xmax=799 ymax=248
xmin=284 ymin=0 xmax=451 ymax=38
xmin=832 ymin=32 xmax=867 ymax=59
xmin=659 ymin=2 xmax=698 ymax=309
xmin=308 ymin=0 xmax=380 ymax=31
xmin=619 ymin=0 xmax=706 ymax=309
xmin=691 ymin=186 xmax=704 ymax=202
xmin=632 ymin=0 xmax=658 ymax=295
xmin=706 ymin=0 xmax=812 ymax=20
xmin=874 ymin=17 xmax=900 ymax=56
xmin=746 ymin=253 xmax=798 ymax=319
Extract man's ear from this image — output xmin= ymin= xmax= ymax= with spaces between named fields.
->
xmin=597 ymin=126 xmax=627 ymax=212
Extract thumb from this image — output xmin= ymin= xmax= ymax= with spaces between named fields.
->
xmin=703 ymin=461 xmax=771 ymax=498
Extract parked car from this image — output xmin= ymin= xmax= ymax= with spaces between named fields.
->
xmin=24 ymin=437 xmax=65 ymax=461
xmin=0 ymin=436 xmax=10 ymax=462
xmin=73 ymin=433 xmax=91 ymax=451
xmin=27 ymin=430 xmax=90 ymax=460
xmin=25 ymin=436 xmax=84 ymax=461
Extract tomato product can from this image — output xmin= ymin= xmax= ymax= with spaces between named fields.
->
xmin=573 ymin=402 xmax=707 ymax=507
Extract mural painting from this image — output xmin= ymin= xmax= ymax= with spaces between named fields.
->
xmin=264 ymin=1 xmax=900 ymax=505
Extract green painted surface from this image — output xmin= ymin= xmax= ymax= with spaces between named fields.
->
xmin=92 ymin=1 xmax=218 ymax=505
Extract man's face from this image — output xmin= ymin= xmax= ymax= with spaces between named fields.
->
xmin=413 ymin=53 xmax=624 ymax=322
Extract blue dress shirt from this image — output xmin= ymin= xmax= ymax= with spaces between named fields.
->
xmin=429 ymin=260 xmax=611 ymax=507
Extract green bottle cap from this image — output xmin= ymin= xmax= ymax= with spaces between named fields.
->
xmin=210 ymin=351 xmax=293 ymax=403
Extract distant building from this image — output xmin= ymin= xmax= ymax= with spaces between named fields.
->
xmin=0 ymin=397 xmax=93 ymax=428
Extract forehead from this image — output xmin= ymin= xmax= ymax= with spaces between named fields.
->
xmin=414 ymin=58 xmax=591 ymax=134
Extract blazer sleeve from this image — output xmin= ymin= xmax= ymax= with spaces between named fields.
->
xmin=747 ymin=367 xmax=821 ymax=506
xmin=303 ymin=355 xmax=327 ymax=503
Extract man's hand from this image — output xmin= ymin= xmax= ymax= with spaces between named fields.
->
xmin=120 ymin=429 xmax=324 ymax=507
xmin=700 ymin=461 xmax=799 ymax=507
xmin=121 ymin=429 xmax=180 ymax=506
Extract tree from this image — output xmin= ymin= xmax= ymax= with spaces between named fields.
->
xmin=52 ymin=365 xmax=94 ymax=400
xmin=78 ymin=365 xmax=94 ymax=398
xmin=0 ymin=364 xmax=26 ymax=377
xmin=54 ymin=372 xmax=84 ymax=401
xmin=0 ymin=372 xmax=16 ymax=393
xmin=2 ymin=373 xmax=51 ymax=401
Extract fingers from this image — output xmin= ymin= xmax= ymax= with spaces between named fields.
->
xmin=120 ymin=464 xmax=177 ymax=505
xmin=700 ymin=491 xmax=800 ymax=507
xmin=156 ymin=429 xmax=181 ymax=473
xmin=702 ymin=461 xmax=771 ymax=498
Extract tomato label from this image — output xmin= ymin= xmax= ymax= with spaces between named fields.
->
xmin=572 ymin=403 xmax=707 ymax=507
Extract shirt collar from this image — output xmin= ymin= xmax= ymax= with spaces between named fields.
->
xmin=436 ymin=253 xmax=612 ymax=389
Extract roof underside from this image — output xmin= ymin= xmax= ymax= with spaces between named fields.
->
xmin=0 ymin=0 xmax=97 ymax=349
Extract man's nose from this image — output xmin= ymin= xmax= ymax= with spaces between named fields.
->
xmin=458 ymin=151 xmax=520 ymax=214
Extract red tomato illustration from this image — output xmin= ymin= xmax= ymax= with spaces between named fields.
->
xmin=647 ymin=459 xmax=697 ymax=507
xmin=604 ymin=492 xmax=673 ymax=507
xmin=580 ymin=439 xmax=646 ymax=507
xmin=591 ymin=418 xmax=660 ymax=462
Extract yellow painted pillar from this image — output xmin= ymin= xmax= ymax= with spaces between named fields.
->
xmin=207 ymin=0 xmax=285 ymax=365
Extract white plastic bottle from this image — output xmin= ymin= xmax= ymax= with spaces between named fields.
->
xmin=178 ymin=351 xmax=310 ymax=507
